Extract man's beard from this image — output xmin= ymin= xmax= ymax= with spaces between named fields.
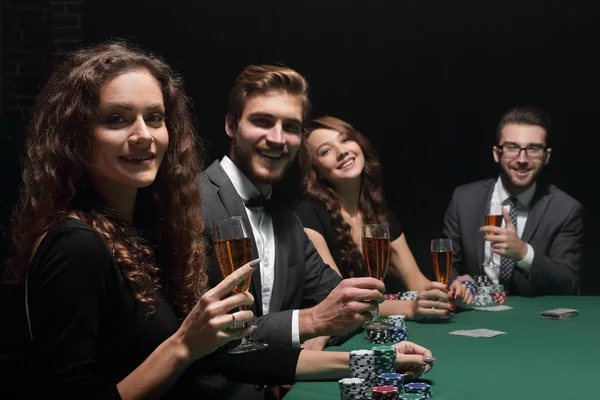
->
xmin=231 ymin=136 xmax=292 ymax=186
xmin=499 ymin=161 xmax=542 ymax=193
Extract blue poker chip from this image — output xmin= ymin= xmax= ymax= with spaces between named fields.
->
xmin=379 ymin=372 xmax=402 ymax=379
xmin=404 ymin=382 xmax=431 ymax=393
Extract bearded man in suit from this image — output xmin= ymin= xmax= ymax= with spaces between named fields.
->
xmin=443 ymin=105 xmax=583 ymax=296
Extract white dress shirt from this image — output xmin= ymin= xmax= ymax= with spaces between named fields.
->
xmin=483 ymin=177 xmax=536 ymax=284
xmin=220 ymin=156 xmax=301 ymax=346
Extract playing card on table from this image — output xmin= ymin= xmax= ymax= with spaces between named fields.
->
xmin=473 ymin=305 xmax=513 ymax=311
xmin=540 ymin=308 xmax=579 ymax=319
xmin=449 ymin=328 xmax=506 ymax=338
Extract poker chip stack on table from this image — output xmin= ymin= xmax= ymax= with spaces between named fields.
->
xmin=385 ymin=293 xmax=399 ymax=301
xmin=403 ymin=382 xmax=433 ymax=399
xmin=491 ymin=285 xmax=507 ymax=304
xmin=347 ymin=346 xmax=405 ymax=399
xmin=398 ymin=291 xmax=419 ymax=301
xmin=366 ymin=315 xmax=408 ymax=344
xmin=372 ymin=385 xmax=400 ymax=399
xmin=338 ymin=377 xmax=366 ymax=400
xmin=377 ymin=373 xmax=404 ymax=389
xmin=349 ymin=350 xmax=376 ymax=397
xmin=472 ymin=276 xmax=508 ymax=306
xmin=386 ymin=315 xmax=408 ymax=343
xmin=367 ymin=327 xmax=390 ymax=344
xmin=372 ymin=345 xmax=397 ymax=375
xmin=461 ymin=280 xmax=477 ymax=295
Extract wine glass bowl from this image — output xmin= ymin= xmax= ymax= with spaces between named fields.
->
xmin=213 ymin=216 xmax=268 ymax=354
xmin=361 ymin=223 xmax=391 ymax=329
xmin=430 ymin=238 xmax=453 ymax=284
xmin=482 ymin=200 xmax=503 ymax=269
xmin=430 ymin=238 xmax=454 ymax=320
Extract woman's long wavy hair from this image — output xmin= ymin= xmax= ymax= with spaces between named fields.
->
xmin=5 ymin=40 xmax=207 ymax=316
xmin=299 ymin=116 xmax=389 ymax=278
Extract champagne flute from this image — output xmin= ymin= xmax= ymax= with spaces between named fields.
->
xmin=430 ymin=238 xmax=453 ymax=319
xmin=213 ymin=216 xmax=268 ymax=354
xmin=482 ymin=200 xmax=503 ymax=269
xmin=361 ymin=223 xmax=391 ymax=329
xmin=430 ymin=238 xmax=453 ymax=284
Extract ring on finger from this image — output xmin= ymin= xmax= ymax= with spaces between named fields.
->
xmin=231 ymin=313 xmax=238 ymax=328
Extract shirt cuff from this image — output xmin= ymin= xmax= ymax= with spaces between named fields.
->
xmin=291 ymin=309 xmax=301 ymax=347
xmin=516 ymin=243 xmax=535 ymax=271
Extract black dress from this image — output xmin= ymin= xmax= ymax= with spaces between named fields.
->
xmin=7 ymin=217 xmax=300 ymax=399
xmin=294 ymin=199 xmax=407 ymax=292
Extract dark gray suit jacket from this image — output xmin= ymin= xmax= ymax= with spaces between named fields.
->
xmin=442 ymin=179 xmax=583 ymax=296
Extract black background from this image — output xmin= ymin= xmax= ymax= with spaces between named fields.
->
xmin=3 ymin=0 xmax=599 ymax=293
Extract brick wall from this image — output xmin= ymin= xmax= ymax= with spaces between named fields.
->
xmin=2 ymin=0 xmax=86 ymax=120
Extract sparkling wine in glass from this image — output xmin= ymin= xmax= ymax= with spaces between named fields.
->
xmin=430 ymin=238 xmax=454 ymax=319
xmin=482 ymin=200 xmax=503 ymax=269
xmin=430 ymin=238 xmax=453 ymax=284
xmin=213 ymin=216 xmax=268 ymax=354
xmin=361 ymin=224 xmax=391 ymax=329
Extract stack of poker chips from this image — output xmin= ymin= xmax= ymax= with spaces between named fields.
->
xmin=398 ymin=291 xmax=419 ymax=301
xmin=474 ymin=275 xmax=491 ymax=287
xmin=403 ymin=382 xmax=433 ymax=398
xmin=386 ymin=315 xmax=406 ymax=327
xmin=473 ymin=276 xmax=493 ymax=305
xmin=372 ymin=385 xmax=400 ymax=399
xmin=385 ymin=315 xmax=408 ymax=343
xmin=491 ymin=284 xmax=507 ymax=304
xmin=367 ymin=327 xmax=390 ymax=344
xmin=475 ymin=285 xmax=493 ymax=305
xmin=349 ymin=350 xmax=377 ymax=396
xmin=385 ymin=293 xmax=399 ymax=301
xmin=338 ymin=377 xmax=366 ymax=400
xmin=372 ymin=345 xmax=397 ymax=375
xmin=377 ymin=372 xmax=404 ymax=392
xmin=460 ymin=279 xmax=477 ymax=295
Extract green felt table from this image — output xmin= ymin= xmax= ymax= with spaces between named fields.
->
xmin=285 ymin=296 xmax=600 ymax=400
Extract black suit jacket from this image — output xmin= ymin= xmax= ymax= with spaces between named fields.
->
xmin=442 ymin=179 xmax=583 ymax=296
xmin=197 ymin=160 xmax=342 ymax=400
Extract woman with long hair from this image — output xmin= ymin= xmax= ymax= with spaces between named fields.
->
xmin=3 ymin=43 xmax=434 ymax=399
xmin=296 ymin=116 xmax=473 ymax=320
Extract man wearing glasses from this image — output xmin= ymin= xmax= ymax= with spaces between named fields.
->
xmin=442 ymin=106 xmax=583 ymax=296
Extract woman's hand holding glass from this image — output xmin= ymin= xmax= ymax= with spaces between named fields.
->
xmin=175 ymin=260 xmax=258 ymax=361
xmin=414 ymin=282 xmax=455 ymax=319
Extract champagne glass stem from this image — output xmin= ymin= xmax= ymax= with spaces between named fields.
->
xmin=238 ymin=304 xmax=250 ymax=344
xmin=484 ymin=242 xmax=496 ymax=267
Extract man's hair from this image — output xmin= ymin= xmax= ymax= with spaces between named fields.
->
xmin=496 ymin=105 xmax=551 ymax=144
xmin=226 ymin=64 xmax=311 ymax=128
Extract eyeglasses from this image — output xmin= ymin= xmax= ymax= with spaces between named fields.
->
xmin=496 ymin=143 xmax=547 ymax=159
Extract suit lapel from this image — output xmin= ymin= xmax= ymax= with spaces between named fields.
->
xmin=268 ymin=208 xmax=288 ymax=313
xmin=521 ymin=185 xmax=550 ymax=243
xmin=206 ymin=161 xmax=263 ymax=314
xmin=474 ymin=180 xmax=495 ymax=270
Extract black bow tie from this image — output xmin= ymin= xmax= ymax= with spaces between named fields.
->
xmin=245 ymin=195 xmax=273 ymax=211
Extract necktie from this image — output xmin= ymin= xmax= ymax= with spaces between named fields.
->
xmin=245 ymin=195 xmax=273 ymax=212
xmin=499 ymin=196 xmax=518 ymax=284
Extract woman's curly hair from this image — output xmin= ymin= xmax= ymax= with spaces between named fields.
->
xmin=5 ymin=40 xmax=207 ymax=316
xmin=298 ymin=116 xmax=389 ymax=278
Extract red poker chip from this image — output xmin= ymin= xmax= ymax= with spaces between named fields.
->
xmin=373 ymin=385 xmax=398 ymax=393
xmin=492 ymin=291 xmax=507 ymax=304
